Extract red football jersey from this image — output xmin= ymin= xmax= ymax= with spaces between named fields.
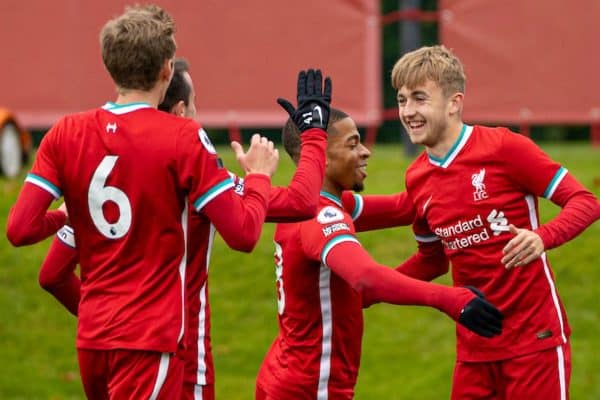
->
xmin=407 ymin=124 xmax=570 ymax=361
xmin=182 ymin=129 xmax=326 ymax=387
xmin=27 ymin=103 xmax=237 ymax=353
xmin=257 ymin=193 xmax=363 ymax=400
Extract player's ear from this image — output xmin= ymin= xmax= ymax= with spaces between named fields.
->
xmin=447 ymin=92 xmax=464 ymax=116
xmin=160 ymin=58 xmax=174 ymax=83
xmin=171 ymin=101 xmax=186 ymax=117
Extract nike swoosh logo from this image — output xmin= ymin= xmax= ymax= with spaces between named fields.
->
xmin=314 ymin=105 xmax=323 ymax=123
xmin=423 ymin=195 xmax=433 ymax=212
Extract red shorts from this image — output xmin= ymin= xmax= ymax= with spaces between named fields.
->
xmin=451 ymin=344 xmax=571 ymax=400
xmin=181 ymin=382 xmax=214 ymax=400
xmin=77 ymin=348 xmax=183 ymax=400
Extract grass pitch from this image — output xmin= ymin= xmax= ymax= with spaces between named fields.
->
xmin=0 ymin=142 xmax=598 ymax=399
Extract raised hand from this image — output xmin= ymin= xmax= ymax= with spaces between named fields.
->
xmin=277 ymin=69 xmax=332 ymax=132
xmin=457 ymin=286 xmax=503 ymax=338
xmin=233 ymin=134 xmax=279 ymax=177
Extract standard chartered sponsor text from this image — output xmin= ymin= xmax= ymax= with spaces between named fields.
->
xmin=434 ymin=214 xmax=491 ymax=250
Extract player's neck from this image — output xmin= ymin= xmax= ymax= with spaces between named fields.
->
xmin=426 ymin=121 xmax=464 ymax=160
xmin=321 ymin=181 xmax=342 ymax=201
xmin=114 ymin=86 xmax=164 ymax=109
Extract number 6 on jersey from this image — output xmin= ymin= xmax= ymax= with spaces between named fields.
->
xmin=88 ymin=155 xmax=132 ymax=239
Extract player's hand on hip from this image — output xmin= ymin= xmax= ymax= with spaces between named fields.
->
xmin=457 ymin=286 xmax=503 ymax=338
xmin=58 ymin=202 xmax=70 ymax=225
xmin=277 ymin=69 xmax=332 ymax=133
xmin=501 ymin=224 xmax=544 ymax=269
xmin=242 ymin=134 xmax=279 ymax=177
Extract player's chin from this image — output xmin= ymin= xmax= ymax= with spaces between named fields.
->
xmin=352 ymin=181 xmax=365 ymax=193
xmin=407 ymin=132 xmax=426 ymax=145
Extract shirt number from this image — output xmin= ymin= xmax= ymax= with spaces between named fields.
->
xmin=88 ymin=155 xmax=132 ymax=239
xmin=274 ymin=242 xmax=285 ymax=315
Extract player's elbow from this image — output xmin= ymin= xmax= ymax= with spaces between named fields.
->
xmin=38 ymin=268 xmax=58 ymax=291
xmin=348 ymin=276 xmax=377 ymax=305
xmin=6 ymin=220 xmax=31 ymax=247
xmin=287 ymin=191 xmax=319 ymax=219
xmin=222 ymin=235 xmax=258 ymax=253
xmin=290 ymin=202 xmax=318 ymax=220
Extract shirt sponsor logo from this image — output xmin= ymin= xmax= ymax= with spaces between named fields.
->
xmin=322 ymin=222 xmax=350 ymax=237
xmin=433 ymin=209 xmax=509 ymax=250
xmin=317 ymin=206 xmax=344 ymax=224
xmin=198 ymin=128 xmax=217 ymax=154
xmin=471 ymin=168 xmax=488 ymax=201
xmin=487 ymin=209 xmax=510 ymax=235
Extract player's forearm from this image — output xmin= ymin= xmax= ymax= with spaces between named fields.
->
xmin=265 ymin=129 xmax=326 ymax=222
xmin=39 ymin=236 xmax=79 ymax=287
xmin=6 ymin=184 xmax=66 ymax=246
xmin=536 ymin=174 xmax=600 ymax=250
xmin=395 ymin=241 xmax=449 ymax=281
xmin=40 ymin=271 xmax=80 ymax=317
xmin=205 ymin=174 xmax=270 ymax=252
xmin=326 ymin=241 xmax=465 ymax=318
xmin=341 ymin=192 xmax=414 ymax=232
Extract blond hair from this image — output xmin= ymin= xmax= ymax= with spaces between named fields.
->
xmin=391 ymin=45 xmax=465 ymax=97
xmin=100 ymin=4 xmax=176 ymax=91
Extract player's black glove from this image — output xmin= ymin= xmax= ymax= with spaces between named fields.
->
xmin=458 ymin=286 xmax=503 ymax=338
xmin=277 ymin=69 xmax=332 ymax=133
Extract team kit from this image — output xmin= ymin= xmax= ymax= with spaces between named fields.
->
xmin=6 ymin=4 xmax=600 ymax=400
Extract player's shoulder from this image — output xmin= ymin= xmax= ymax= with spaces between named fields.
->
xmin=405 ymin=150 xmax=429 ymax=181
xmin=315 ymin=203 xmax=349 ymax=225
xmin=473 ymin=124 xmax=519 ymax=145
xmin=161 ymin=114 xmax=215 ymax=151
xmin=51 ymin=108 xmax=99 ymax=129
xmin=474 ymin=124 xmax=539 ymax=157
xmin=300 ymin=202 xmax=355 ymax=242
xmin=140 ymin=109 xmax=201 ymax=132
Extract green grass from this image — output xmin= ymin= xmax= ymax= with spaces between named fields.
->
xmin=1 ymin=142 xmax=599 ymax=399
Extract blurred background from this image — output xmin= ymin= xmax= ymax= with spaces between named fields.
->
xmin=0 ymin=0 xmax=598 ymax=398
xmin=1 ymin=0 xmax=599 ymax=171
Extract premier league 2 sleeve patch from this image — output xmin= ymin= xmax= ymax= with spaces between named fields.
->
xmin=317 ymin=206 xmax=344 ymax=224
xmin=198 ymin=128 xmax=217 ymax=154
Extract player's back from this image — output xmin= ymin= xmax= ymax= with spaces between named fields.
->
xmin=46 ymin=103 xmax=200 ymax=353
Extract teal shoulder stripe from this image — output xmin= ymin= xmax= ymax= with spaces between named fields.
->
xmin=351 ymin=194 xmax=363 ymax=220
xmin=25 ymin=173 xmax=61 ymax=198
xmin=194 ymin=178 xmax=235 ymax=211
xmin=543 ymin=167 xmax=567 ymax=199
xmin=320 ymin=234 xmax=359 ymax=264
